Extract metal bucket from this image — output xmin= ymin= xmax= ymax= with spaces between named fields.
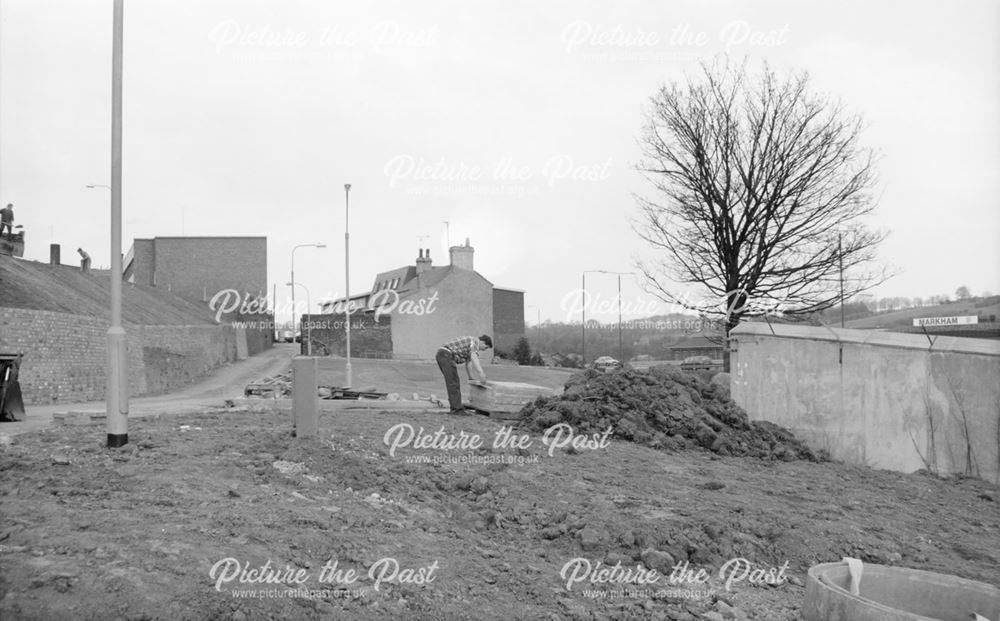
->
xmin=803 ymin=560 xmax=1000 ymax=621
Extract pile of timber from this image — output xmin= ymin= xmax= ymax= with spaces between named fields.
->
xmin=245 ymin=372 xmax=387 ymax=400
xmin=244 ymin=371 xmax=292 ymax=398
xmin=318 ymin=386 xmax=387 ymax=400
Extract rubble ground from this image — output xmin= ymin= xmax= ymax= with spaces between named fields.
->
xmin=518 ymin=367 xmax=818 ymax=461
xmin=1 ymin=401 xmax=998 ymax=620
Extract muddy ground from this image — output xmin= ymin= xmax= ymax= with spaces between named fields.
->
xmin=1 ymin=402 xmax=998 ymax=620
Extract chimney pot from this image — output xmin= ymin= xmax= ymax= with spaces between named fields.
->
xmin=49 ymin=244 xmax=60 ymax=265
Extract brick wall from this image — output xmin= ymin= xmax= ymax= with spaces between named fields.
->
xmin=305 ymin=313 xmax=392 ymax=357
xmin=236 ymin=312 xmax=274 ymax=357
xmin=492 ymin=288 xmax=525 ymax=354
xmin=0 ymin=306 xmax=260 ymax=405
xmin=133 ymin=237 xmax=267 ymax=303
xmin=0 ymin=307 xmax=106 ymax=403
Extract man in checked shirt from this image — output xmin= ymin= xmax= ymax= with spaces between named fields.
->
xmin=436 ymin=334 xmax=493 ymax=415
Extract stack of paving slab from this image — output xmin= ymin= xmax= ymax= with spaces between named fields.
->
xmin=467 ymin=381 xmax=553 ymax=420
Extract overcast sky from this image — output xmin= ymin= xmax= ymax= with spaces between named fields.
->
xmin=2 ymin=0 xmax=998 ymax=325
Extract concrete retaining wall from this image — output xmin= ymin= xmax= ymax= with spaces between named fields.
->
xmin=0 ymin=306 xmax=260 ymax=404
xmin=730 ymin=323 xmax=1000 ymax=484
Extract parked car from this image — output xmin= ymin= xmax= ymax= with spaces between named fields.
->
xmin=592 ymin=356 xmax=621 ymax=372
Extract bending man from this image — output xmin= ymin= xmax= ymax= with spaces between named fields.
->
xmin=435 ymin=334 xmax=492 ymax=415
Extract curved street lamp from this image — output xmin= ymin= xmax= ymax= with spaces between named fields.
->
xmin=291 ymin=243 xmax=325 ymax=350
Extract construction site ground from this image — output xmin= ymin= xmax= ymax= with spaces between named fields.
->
xmin=1 ymin=351 xmax=999 ymax=620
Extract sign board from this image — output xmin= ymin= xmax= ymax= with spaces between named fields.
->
xmin=912 ymin=315 xmax=978 ymax=328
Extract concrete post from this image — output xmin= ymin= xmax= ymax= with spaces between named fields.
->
xmin=292 ymin=356 xmax=317 ymax=438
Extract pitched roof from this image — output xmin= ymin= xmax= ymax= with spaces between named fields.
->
xmin=396 ymin=266 xmax=454 ymax=294
xmin=371 ymin=266 xmax=416 ymax=293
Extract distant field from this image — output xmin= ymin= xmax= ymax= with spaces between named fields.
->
xmin=845 ymin=298 xmax=999 ymax=329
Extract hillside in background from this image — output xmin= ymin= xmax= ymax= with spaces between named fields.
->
xmin=0 ymin=255 xmax=220 ymax=325
xmin=845 ymin=297 xmax=999 ymax=330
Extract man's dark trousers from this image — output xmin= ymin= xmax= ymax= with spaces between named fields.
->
xmin=435 ymin=348 xmax=463 ymax=411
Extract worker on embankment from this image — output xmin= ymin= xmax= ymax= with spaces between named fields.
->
xmin=0 ymin=203 xmax=14 ymax=238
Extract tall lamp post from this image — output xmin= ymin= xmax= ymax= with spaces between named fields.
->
xmin=287 ymin=282 xmax=312 ymax=355
xmin=344 ymin=184 xmax=352 ymax=388
xmin=291 ymin=243 xmax=325 ymax=349
xmin=106 ymin=0 xmax=128 ymax=448
xmin=838 ymin=232 xmax=845 ymax=328
xmin=582 ymin=270 xmax=636 ymax=364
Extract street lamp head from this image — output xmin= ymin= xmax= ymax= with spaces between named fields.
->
xmin=316 ymin=243 xmax=327 ymax=249
xmin=344 ymin=184 xmax=351 ymax=192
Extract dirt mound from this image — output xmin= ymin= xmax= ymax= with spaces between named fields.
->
xmin=517 ymin=366 xmax=819 ymax=461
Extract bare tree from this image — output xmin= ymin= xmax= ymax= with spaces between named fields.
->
xmin=633 ymin=58 xmax=890 ymax=369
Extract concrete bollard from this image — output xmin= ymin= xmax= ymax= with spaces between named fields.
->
xmin=292 ymin=356 xmax=318 ymax=438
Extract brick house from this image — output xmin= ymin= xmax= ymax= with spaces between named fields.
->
xmin=315 ymin=240 xmax=524 ymax=360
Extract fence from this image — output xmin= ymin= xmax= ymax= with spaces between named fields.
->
xmin=729 ymin=322 xmax=1000 ymax=483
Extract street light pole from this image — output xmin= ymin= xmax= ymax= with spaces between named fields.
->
xmin=291 ymin=243 xmax=325 ymax=352
xmin=839 ymin=232 xmax=845 ymax=328
xmin=106 ymin=0 xmax=128 ymax=448
xmin=344 ymin=184 xmax=352 ymax=388
xmin=581 ymin=272 xmax=586 ymax=365
xmin=617 ymin=273 xmax=623 ymax=362
xmin=583 ymin=270 xmax=635 ymax=365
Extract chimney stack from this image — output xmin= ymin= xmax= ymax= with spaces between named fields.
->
xmin=449 ymin=239 xmax=474 ymax=271
xmin=416 ymin=247 xmax=432 ymax=274
xmin=49 ymin=244 xmax=60 ymax=265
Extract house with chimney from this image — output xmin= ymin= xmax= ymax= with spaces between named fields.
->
xmin=315 ymin=240 xmax=524 ymax=360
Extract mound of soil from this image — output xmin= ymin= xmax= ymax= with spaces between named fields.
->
xmin=518 ymin=366 xmax=819 ymax=461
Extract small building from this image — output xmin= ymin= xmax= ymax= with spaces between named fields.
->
xmin=666 ymin=334 xmax=725 ymax=361
xmin=316 ymin=240 xmax=524 ymax=360
xmin=124 ymin=236 xmax=267 ymax=303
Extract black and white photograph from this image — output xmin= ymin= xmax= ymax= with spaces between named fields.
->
xmin=1 ymin=1 xmax=999 ymax=619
